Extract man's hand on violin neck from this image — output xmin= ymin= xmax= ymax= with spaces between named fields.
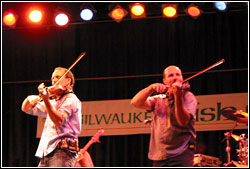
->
xmin=151 ymin=83 xmax=168 ymax=93
xmin=171 ymin=81 xmax=182 ymax=88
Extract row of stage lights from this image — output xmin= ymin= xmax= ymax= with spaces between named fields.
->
xmin=2 ymin=2 xmax=238 ymax=28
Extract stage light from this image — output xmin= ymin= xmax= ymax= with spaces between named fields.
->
xmin=214 ymin=2 xmax=227 ymax=11
xmin=53 ymin=5 xmax=71 ymax=26
xmin=80 ymin=8 xmax=94 ymax=21
xmin=109 ymin=5 xmax=128 ymax=23
xmin=80 ymin=3 xmax=95 ymax=21
xmin=186 ymin=4 xmax=201 ymax=19
xmin=3 ymin=12 xmax=17 ymax=27
xmin=130 ymin=3 xmax=146 ymax=19
xmin=162 ymin=4 xmax=177 ymax=18
xmin=29 ymin=10 xmax=42 ymax=23
xmin=55 ymin=13 xmax=69 ymax=26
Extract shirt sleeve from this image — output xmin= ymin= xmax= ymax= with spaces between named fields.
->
xmin=184 ymin=91 xmax=198 ymax=121
xmin=146 ymin=94 xmax=165 ymax=111
xmin=146 ymin=96 xmax=155 ymax=111
xmin=26 ymin=101 xmax=47 ymax=117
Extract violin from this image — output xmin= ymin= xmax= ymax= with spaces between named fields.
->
xmin=165 ymin=81 xmax=190 ymax=92
xmin=165 ymin=81 xmax=190 ymax=98
xmin=181 ymin=82 xmax=190 ymax=91
xmin=43 ymin=84 xmax=67 ymax=97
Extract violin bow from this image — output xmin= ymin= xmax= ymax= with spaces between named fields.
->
xmin=40 ymin=52 xmax=86 ymax=97
xmin=183 ymin=59 xmax=225 ymax=83
xmin=53 ymin=52 xmax=86 ymax=86
xmin=152 ymin=59 xmax=225 ymax=95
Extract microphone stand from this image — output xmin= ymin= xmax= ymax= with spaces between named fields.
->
xmin=222 ymin=121 xmax=239 ymax=166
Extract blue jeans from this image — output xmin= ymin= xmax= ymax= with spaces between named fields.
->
xmin=152 ymin=147 xmax=195 ymax=167
xmin=38 ymin=149 xmax=77 ymax=167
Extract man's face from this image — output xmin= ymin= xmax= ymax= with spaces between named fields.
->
xmin=51 ymin=69 xmax=71 ymax=87
xmin=163 ymin=66 xmax=183 ymax=87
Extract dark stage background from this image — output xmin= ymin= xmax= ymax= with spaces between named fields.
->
xmin=2 ymin=2 xmax=248 ymax=167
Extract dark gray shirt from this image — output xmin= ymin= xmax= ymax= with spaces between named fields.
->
xmin=147 ymin=91 xmax=197 ymax=161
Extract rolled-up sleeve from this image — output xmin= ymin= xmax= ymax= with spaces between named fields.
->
xmin=26 ymin=102 xmax=47 ymax=117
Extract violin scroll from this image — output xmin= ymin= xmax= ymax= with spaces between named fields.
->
xmin=182 ymin=81 xmax=190 ymax=91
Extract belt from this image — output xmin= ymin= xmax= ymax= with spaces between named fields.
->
xmin=57 ymin=138 xmax=79 ymax=152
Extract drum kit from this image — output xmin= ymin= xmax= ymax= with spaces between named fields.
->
xmin=221 ymin=109 xmax=248 ymax=167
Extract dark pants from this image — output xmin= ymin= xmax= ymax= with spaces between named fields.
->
xmin=153 ymin=148 xmax=195 ymax=167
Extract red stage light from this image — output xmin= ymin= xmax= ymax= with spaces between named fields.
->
xmin=186 ymin=5 xmax=201 ymax=18
xmin=109 ymin=5 xmax=128 ymax=23
xmin=28 ymin=10 xmax=42 ymax=23
xmin=162 ymin=4 xmax=178 ymax=18
xmin=3 ymin=12 xmax=17 ymax=27
xmin=130 ymin=3 xmax=146 ymax=18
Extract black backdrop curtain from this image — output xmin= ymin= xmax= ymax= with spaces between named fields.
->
xmin=2 ymin=3 xmax=248 ymax=167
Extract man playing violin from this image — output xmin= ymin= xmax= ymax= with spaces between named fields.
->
xmin=130 ymin=65 xmax=197 ymax=167
xmin=21 ymin=67 xmax=82 ymax=167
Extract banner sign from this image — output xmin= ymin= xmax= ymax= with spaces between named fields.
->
xmin=36 ymin=93 xmax=248 ymax=137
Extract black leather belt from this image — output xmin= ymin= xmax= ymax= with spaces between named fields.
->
xmin=57 ymin=138 xmax=79 ymax=152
